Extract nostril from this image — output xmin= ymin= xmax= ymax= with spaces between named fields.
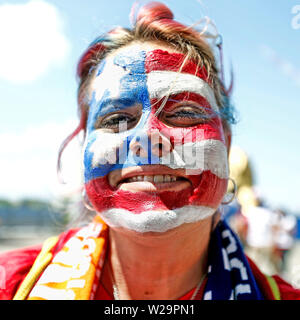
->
xmin=159 ymin=143 xmax=167 ymax=158
xmin=153 ymin=141 xmax=172 ymax=157
xmin=136 ymin=146 xmax=141 ymax=157
xmin=129 ymin=131 xmax=173 ymax=159
xmin=130 ymin=143 xmax=141 ymax=157
xmin=154 ymin=143 xmax=164 ymax=158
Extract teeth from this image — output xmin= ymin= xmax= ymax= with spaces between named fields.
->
xmin=144 ymin=176 xmax=153 ymax=182
xmin=126 ymin=175 xmax=180 ymax=183
xmin=164 ymin=175 xmax=171 ymax=182
xmin=154 ymin=175 xmax=164 ymax=183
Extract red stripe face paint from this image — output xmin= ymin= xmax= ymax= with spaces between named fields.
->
xmin=84 ymin=44 xmax=229 ymax=233
xmin=145 ymin=50 xmax=210 ymax=82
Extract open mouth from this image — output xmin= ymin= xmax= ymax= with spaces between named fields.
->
xmin=115 ymin=173 xmax=191 ymax=192
xmin=107 ymin=165 xmax=197 ymax=193
xmin=120 ymin=174 xmax=185 ymax=184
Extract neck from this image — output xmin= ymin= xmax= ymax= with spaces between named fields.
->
xmin=101 ymin=214 xmax=217 ymax=300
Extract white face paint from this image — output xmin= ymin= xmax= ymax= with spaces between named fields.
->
xmin=84 ymin=44 xmax=229 ymax=233
xmin=147 ymin=70 xmax=220 ymax=112
xmin=99 ymin=205 xmax=216 ymax=233
xmin=89 ymin=134 xmax=228 ymax=178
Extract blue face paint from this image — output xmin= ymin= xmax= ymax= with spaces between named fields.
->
xmin=84 ymin=48 xmax=160 ymax=183
xmin=86 ymin=49 xmax=150 ymax=131
xmin=83 ymin=47 xmax=229 ymax=224
xmin=96 ymin=60 xmax=106 ymax=77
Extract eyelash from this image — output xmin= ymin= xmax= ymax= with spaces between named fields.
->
xmin=95 ymin=103 xmax=210 ymax=131
xmin=166 ymin=110 xmax=206 ymax=119
xmin=97 ymin=114 xmax=136 ymax=130
xmin=162 ymin=103 xmax=211 ymax=125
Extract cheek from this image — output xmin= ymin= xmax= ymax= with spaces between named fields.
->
xmin=187 ymin=165 xmax=228 ymax=208
xmin=147 ymin=95 xmax=226 ymax=144
xmin=83 ymin=131 xmax=125 ymax=183
xmin=164 ymin=120 xmax=225 ymax=145
xmin=83 ymin=111 xmax=228 ymax=213
xmin=83 ymin=135 xmax=96 ymax=183
xmin=146 ymin=108 xmax=226 ymax=146
xmin=83 ymin=131 xmax=121 ymax=212
xmin=146 ymin=109 xmax=228 ymax=173
xmin=145 ymin=112 xmax=228 ymax=207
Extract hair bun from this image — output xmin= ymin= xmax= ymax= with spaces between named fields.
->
xmin=135 ymin=1 xmax=174 ymax=25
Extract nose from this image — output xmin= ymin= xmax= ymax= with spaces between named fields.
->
xmin=129 ymin=129 xmax=173 ymax=159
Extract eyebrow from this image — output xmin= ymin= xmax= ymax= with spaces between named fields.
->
xmin=156 ymin=93 xmax=218 ymax=118
xmin=95 ymin=97 xmax=138 ymax=117
xmin=147 ymin=70 xmax=219 ymax=112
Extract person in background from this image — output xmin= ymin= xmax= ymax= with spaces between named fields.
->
xmin=1 ymin=1 xmax=300 ymax=300
xmin=242 ymin=192 xmax=278 ymax=276
xmin=272 ymin=209 xmax=297 ymax=275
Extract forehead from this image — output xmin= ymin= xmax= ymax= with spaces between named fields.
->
xmin=90 ymin=45 xmax=147 ymax=103
xmin=88 ymin=42 xmax=218 ymax=111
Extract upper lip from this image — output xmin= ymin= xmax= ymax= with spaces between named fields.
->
xmin=109 ymin=165 xmax=191 ymax=188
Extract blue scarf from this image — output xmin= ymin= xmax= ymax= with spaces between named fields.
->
xmin=203 ymin=220 xmax=263 ymax=300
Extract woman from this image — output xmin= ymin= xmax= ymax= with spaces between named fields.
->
xmin=1 ymin=2 xmax=299 ymax=300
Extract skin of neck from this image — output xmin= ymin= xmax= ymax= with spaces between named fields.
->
xmin=101 ymin=211 xmax=220 ymax=300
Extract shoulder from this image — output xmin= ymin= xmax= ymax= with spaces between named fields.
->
xmin=272 ymin=275 xmax=300 ymax=300
xmin=0 ymin=244 xmax=42 ymax=300
xmin=247 ymin=256 xmax=300 ymax=300
xmin=0 ymin=228 xmax=79 ymax=300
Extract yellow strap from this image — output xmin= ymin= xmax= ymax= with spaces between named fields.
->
xmin=266 ymin=275 xmax=281 ymax=300
xmin=13 ymin=236 xmax=59 ymax=300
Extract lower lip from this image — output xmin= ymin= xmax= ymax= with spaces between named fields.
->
xmin=116 ymin=180 xmax=191 ymax=192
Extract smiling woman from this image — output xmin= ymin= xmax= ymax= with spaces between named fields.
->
xmin=0 ymin=1 xmax=300 ymax=301
xmin=81 ymin=43 xmax=229 ymax=231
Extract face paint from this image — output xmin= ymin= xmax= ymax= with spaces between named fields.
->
xmin=83 ymin=46 xmax=229 ymax=233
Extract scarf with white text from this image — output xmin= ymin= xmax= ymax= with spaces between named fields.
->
xmin=19 ymin=217 xmax=263 ymax=300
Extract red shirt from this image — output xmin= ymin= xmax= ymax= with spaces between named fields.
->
xmin=94 ymin=278 xmax=208 ymax=300
xmin=0 ymin=229 xmax=299 ymax=300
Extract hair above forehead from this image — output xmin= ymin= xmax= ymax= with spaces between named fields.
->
xmin=58 ymin=2 xmax=236 ymax=180
xmin=135 ymin=1 xmax=174 ymax=24
xmin=77 ymin=1 xmax=235 ymax=122
xmin=77 ymin=1 xmax=219 ymax=89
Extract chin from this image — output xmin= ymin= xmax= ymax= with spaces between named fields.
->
xmin=97 ymin=205 xmax=216 ymax=233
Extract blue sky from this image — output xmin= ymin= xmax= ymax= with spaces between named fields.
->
xmin=0 ymin=0 xmax=299 ymax=214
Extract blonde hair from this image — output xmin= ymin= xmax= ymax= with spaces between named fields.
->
xmin=57 ymin=1 xmax=235 ymax=175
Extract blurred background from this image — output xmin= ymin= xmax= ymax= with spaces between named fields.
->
xmin=0 ymin=0 xmax=299 ymax=287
